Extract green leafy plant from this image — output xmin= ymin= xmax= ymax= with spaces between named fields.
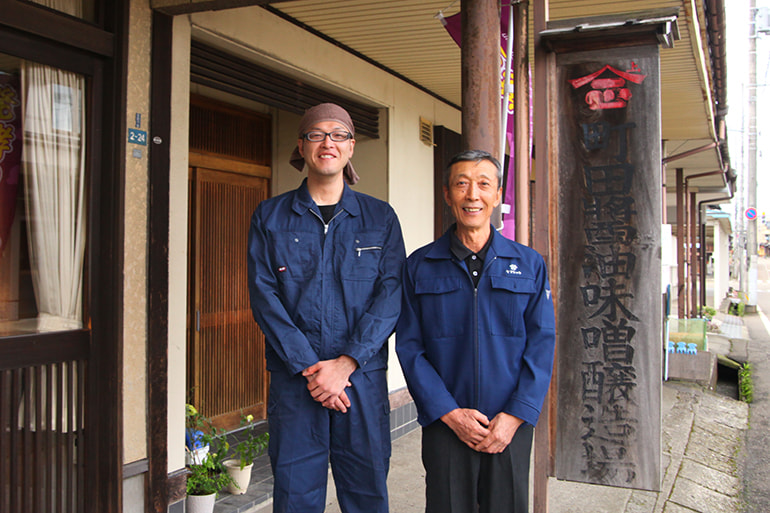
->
xmin=230 ymin=413 xmax=269 ymax=470
xmin=187 ymin=452 xmax=235 ymax=496
xmin=728 ymin=300 xmax=746 ymax=317
xmin=739 ymin=363 xmax=754 ymax=404
xmin=185 ymin=404 xmax=234 ymax=496
xmin=700 ymin=305 xmax=717 ymax=320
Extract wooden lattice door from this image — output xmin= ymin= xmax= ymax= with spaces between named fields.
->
xmin=188 ymin=165 xmax=270 ymax=429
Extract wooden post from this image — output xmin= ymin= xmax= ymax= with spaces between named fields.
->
xmin=690 ymin=192 xmax=699 ymax=317
xmin=514 ymin=0 xmax=530 ymax=245
xmin=677 ymin=168 xmax=685 ymax=318
xmin=461 ymin=0 xmax=501 ymax=227
xmin=532 ymin=0 xmax=553 ymax=511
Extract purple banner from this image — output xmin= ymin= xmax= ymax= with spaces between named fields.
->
xmin=0 ymin=73 xmax=21 ymax=255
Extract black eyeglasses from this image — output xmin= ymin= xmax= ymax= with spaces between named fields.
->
xmin=302 ymin=131 xmax=353 ymax=142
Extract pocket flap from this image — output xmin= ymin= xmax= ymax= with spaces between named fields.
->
xmin=490 ymin=275 xmax=537 ymax=294
xmin=415 ymin=276 xmax=464 ymax=295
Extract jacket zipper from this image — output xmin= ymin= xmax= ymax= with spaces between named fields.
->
xmin=456 ymin=257 xmax=481 ymax=410
xmin=311 ymin=209 xmax=343 ymax=235
xmin=310 ymin=208 xmax=343 ymax=359
xmin=474 ymin=255 xmax=497 ymax=409
xmin=356 ymin=246 xmax=382 ymax=256
xmin=473 ymin=287 xmax=479 ymax=409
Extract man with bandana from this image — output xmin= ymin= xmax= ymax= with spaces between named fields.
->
xmin=248 ymin=103 xmax=405 ymax=513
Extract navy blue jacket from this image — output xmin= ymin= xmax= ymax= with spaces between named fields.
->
xmin=248 ymin=179 xmax=405 ymax=376
xmin=396 ymin=227 xmax=555 ymax=427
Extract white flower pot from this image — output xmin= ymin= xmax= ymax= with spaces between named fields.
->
xmin=185 ymin=445 xmax=210 ymax=466
xmin=186 ymin=492 xmax=216 ymax=513
xmin=223 ymin=459 xmax=253 ymax=495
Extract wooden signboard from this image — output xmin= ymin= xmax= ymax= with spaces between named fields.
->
xmin=552 ymin=43 xmax=662 ymax=491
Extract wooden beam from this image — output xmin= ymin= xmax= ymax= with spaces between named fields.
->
xmin=151 ymin=0 xmax=292 ymax=15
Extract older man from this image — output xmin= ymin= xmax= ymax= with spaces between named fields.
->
xmin=248 ymin=103 xmax=405 ymax=513
xmin=396 ymin=149 xmax=555 ymax=513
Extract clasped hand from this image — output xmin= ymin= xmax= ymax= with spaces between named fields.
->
xmin=302 ymin=355 xmax=357 ymax=413
xmin=440 ymin=408 xmax=523 ymax=454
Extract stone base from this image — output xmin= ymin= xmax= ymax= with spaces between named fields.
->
xmin=666 ymin=351 xmax=717 ymax=389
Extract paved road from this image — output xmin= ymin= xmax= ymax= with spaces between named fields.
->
xmin=740 ymin=258 xmax=770 ymax=512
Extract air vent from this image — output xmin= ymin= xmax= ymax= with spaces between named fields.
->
xmin=420 ymin=117 xmax=433 ymax=146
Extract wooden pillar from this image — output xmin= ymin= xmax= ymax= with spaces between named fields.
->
xmin=461 ymin=0 xmax=501 ymax=227
xmin=513 ymin=0 xmax=530 ymax=245
xmin=676 ymin=168 xmax=685 ymax=318
xmin=690 ymin=192 xmax=699 ymax=317
xmin=532 ymin=1 xmax=553 ymax=511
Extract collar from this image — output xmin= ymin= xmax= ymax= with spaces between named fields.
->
xmin=291 ymin=178 xmax=361 ymax=217
xmin=449 ymin=226 xmax=492 ymax=262
xmin=427 ymin=224 xmax=518 ymax=261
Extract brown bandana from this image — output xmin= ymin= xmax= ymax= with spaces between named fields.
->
xmin=289 ymin=103 xmax=360 ymax=185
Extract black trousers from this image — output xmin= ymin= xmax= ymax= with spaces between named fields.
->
xmin=422 ymin=420 xmax=534 ymax=513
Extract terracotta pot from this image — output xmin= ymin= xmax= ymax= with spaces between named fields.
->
xmin=223 ymin=459 xmax=253 ymax=495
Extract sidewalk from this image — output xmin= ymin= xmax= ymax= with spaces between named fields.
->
xmin=248 ymin=381 xmax=748 ymax=513
xmin=241 ymin=314 xmax=751 ymax=513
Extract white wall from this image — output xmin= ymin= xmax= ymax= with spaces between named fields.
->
xmin=712 ymin=220 xmax=731 ymax=308
xmin=168 ymin=15 xmax=192 ymax=473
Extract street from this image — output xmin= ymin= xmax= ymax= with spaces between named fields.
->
xmin=739 ymin=256 xmax=770 ymax=511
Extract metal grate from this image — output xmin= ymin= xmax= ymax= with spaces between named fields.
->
xmin=419 ymin=117 xmax=433 ymax=146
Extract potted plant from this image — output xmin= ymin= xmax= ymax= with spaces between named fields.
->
xmin=185 ymin=404 xmax=234 ymax=513
xmin=185 ymin=404 xmax=210 ymax=465
xmin=186 ymin=451 xmax=234 ymax=513
xmin=223 ymin=413 xmax=269 ymax=495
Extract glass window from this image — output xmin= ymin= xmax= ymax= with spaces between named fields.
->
xmin=25 ymin=0 xmax=96 ymax=23
xmin=0 ymin=53 xmax=87 ymax=335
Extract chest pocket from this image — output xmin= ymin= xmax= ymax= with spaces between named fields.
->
xmin=269 ymin=231 xmax=320 ymax=281
xmin=415 ymin=276 xmax=466 ymax=339
xmin=488 ymin=275 xmax=537 ymax=336
xmin=340 ymin=230 xmax=386 ymax=281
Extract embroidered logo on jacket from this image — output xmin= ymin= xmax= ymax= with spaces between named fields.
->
xmin=506 ymin=264 xmax=522 ymax=276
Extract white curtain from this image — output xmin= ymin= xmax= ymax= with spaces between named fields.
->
xmin=21 ymin=63 xmax=86 ymax=332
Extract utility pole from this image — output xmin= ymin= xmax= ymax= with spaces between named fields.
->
xmin=747 ymin=0 xmax=758 ymax=310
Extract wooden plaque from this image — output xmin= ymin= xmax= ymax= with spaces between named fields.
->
xmin=553 ymin=44 xmax=662 ymax=491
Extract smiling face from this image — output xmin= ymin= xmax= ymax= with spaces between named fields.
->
xmin=297 ymin=120 xmax=355 ymax=180
xmin=444 ymin=159 xmax=502 ymax=235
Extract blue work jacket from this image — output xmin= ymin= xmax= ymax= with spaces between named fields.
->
xmin=248 ymin=179 xmax=405 ymax=376
xmin=396 ymin=227 xmax=555 ymax=427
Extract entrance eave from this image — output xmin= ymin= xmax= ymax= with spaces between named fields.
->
xmin=152 ymin=0 xmax=294 ymax=15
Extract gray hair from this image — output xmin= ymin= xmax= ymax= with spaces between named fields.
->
xmin=444 ymin=150 xmax=503 ymax=188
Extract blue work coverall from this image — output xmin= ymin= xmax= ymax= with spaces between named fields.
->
xmin=247 ymin=179 xmax=405 ymax=513
xmin=396 ymin=227 xmax=555 ymax=431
